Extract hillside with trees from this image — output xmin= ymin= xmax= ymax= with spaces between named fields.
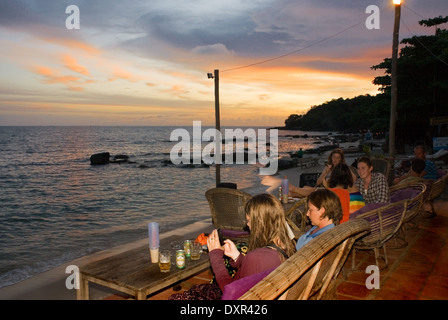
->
xmin=283 ymin=16 xmax=448 ymax=147
xmin=284 ymin=94 xmax=389 ymax=133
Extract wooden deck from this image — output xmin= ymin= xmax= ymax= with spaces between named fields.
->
xmin=104 ymin=198 xmax=448 ymax=300
xmin=337 ymin=199 xmax=448 ymax=300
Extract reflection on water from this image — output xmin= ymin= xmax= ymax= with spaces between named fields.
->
xmin=0 ymin=126 xmax=333 ymax=287
xmin=0 ymin=126 xmax=261 ymax=287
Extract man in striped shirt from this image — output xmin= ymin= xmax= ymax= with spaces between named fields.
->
xmin=413 ymin=145 xmax=437 ymax=180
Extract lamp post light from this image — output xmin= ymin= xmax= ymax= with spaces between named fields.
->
xmin=389 ymin=0 xmax=401 ymax=160
xmin=208 ymin=69 xmax=221 ymax=186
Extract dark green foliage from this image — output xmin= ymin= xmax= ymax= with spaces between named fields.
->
xmin=284 ymin=94 xmax=389 ymax=133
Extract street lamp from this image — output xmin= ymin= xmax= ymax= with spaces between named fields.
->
xmin=389 ymin=0 xmax=401 ymax=161
xmin=208 ymin=69 xmax=221 ymax=186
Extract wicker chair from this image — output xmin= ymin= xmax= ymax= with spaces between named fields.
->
xmin=422 ymin=174 xmax=448 ymax=216
xmin=283 ymin=198 xmax=308 ymax=235
xmin=388 ymin=182 xmax=426 ymax=247
xmin=239 ymin=219 xmax=370 ymax=300
xmin=205 ymin=188 xmax=252 ymax=242
xmin=371 ymin=158 xmax=392 ymax=185
xmin=389 ymin=182 xmax=426 ymax=223
xmin=350 ymin=199 xmax=409 ymax=270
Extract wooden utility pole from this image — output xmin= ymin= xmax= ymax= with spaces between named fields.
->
xmin=214 ymin=69 xmax=221 ymax=186
xmin=389 ymin=2 xmax=401 ymax=160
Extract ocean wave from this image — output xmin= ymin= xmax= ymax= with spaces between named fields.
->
xmin=0 ymin=246 xmax=105 ymax=289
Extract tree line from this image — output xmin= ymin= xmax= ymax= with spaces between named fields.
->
xmin=283 ymin=16 xmax=448 ymax=147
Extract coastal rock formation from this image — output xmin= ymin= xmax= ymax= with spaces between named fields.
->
xmin=111 ymin=154 xmax=132 ymax=163
xmin=113 ymin=154 xmax=129 ymax=162
xmin=90 ymin=152 xmax=110 ymax=165
xmin=90 ymin=153 xmax=135 ymax=165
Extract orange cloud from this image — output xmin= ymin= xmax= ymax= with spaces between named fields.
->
xmin=109 ymin=66 xmax=140 ymax=82
xmin=35 ymin=66 xmax=53 ymax=77
xmin=68 ymin=86 xmax=84 ymax=92
xmin=34 ymin=66 xmax=79 ymax=84
xmin=222 ymin=62 xmax=374 ymax=91
xmin=61 ymin=54 xmax=90 ymax=76
xmin=159 ymin=84 xmax=190 ymax=99
xmin=32 ymin=65 xmax=90 ymax=91
xmin=42 ymin=37 xmax=101 ymax=56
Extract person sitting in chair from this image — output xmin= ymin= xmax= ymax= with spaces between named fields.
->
xmin=315 ymin=148 xmax=357 ymax=187
xmin=396 ymin=158 xmax=437 ymax=218
xmin=325 ymin=163 xmax=365 ymax=223
xmin=295 ymin=189 xmax=343 ymax=251
xmin=394 ymin=145 xmax=437 ymax=184
xmin=355 ymin=157 xmax=390 ymax=204
xmin=394 ymin=158 xmax=426 ymax=185
xmin=208 ymin=193 xmax=296 ymax=292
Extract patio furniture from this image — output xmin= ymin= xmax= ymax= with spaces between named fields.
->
xmin=77 ymin=236 xmax=210 ymax=300
xmin=350 ymin=198 xmax=409 ymax=270
xmin=205 ymin=187 xmax=252 ymax=242
xmin=389 ymin=182 xmax=427 ymax=223
xmin=238 ymin=218 xmax=370 ymax=300
xmin=283 ymin=198 xmax=308 ymax=235
xmin=390 ymin=174 xmax=447 ymax=218
xmin=371 ymin=158 xmax=392 ymax=185
xmin=298 ymin=172 xmax=320 ymax=187
xmin=423 ymin=173 xmax=448 ymax=216
xmin=388 ymin=182 xmax=426 ymax=247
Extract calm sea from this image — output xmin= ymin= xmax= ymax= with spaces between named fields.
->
xmin=0 ymin=126 xmax=331 ymax=288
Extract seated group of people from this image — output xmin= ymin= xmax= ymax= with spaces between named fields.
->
xmin=171 ymin=145 xmax=437 ymax=300
xmin=290 ymin=145 xmax=437 ymax=223
xmin=289 ymin=148 xmax=387 ymax=222
xmin=393 ymin=145 xmax=437 ymax=183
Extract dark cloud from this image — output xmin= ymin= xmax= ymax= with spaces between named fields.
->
xmin=1 ymin=0 xmax=447 ymax=62
xmin=133 ymin=8 xmax=299 ymax=56
xmin=0 ymin=0 xmax=71 ymax=28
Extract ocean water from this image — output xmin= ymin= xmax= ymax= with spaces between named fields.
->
xmin=0 ymin=126 xmax=332 ymax=288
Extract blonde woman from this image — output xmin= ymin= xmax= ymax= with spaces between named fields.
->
xmin=207 ymin=193 xmax=296 ymax=292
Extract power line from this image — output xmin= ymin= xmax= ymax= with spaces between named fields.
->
xmin=401 ymin=16 xmax=448 ymax=67
xmin=221 ymin=19 xmax=365 ymax=73
xmin=402 ymin=4 xmax=427 ymax=19
xmin=221 ymin=3 xmax=448 ymax=73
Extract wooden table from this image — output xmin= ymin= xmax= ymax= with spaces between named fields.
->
xmin=77 ymin=237 xmax=210 ymax=300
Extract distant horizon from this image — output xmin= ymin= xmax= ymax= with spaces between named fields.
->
xmin=0 ymin=124 xmax=340 ymax=133
xmin=0 ymin=91 xmax=384 ymax=127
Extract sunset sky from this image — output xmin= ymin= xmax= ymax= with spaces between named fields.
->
xmin=0 ymin=0 xmax=446 ymax=126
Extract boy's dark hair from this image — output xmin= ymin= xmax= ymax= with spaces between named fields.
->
xmin=328 ymin=163 xmax=354 ymax=188
xmin=411 ymin=158 xmax=426 ymax=174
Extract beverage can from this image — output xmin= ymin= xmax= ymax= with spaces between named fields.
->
xmin=176 ymin=250 xmax=186 ymax=269
xmin=184 ymin=240 xmax=192 ymax=257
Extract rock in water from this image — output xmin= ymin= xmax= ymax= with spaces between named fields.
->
xmin=90 ymin=152 xmax=110 ymax=165
xmin=114 ymin=154 xmax=129 ymax=161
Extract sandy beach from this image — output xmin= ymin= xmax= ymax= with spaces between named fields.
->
xmin=0 ymin=147 xmax=365 ymax=300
